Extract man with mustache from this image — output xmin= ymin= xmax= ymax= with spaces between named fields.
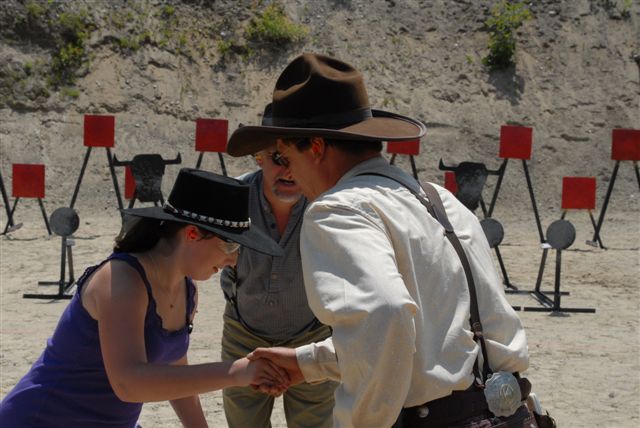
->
xmin=219 ymin=105 xmax=336 ymax=428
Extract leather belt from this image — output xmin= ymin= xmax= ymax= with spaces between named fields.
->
xmin=401 ymin=378 xmax=531 ymax=427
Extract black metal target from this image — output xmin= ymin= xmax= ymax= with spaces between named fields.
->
xmin=522 ymin=218 xmax=595 ymax=314
xmin=113 ymin=153 xmax=182 ymax=207
xmin=480 ymin=218 xmax=504 ymax=248
xmin=546 ymin=219 xmax=575 ymax=250
xmin=50 ymin=207 xmax=80 ymax=237
xmin=24 ymin=206 xmax=78 ymax=300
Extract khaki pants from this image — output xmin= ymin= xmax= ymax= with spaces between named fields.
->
xmin=221 ymin=315 xmax=337 ymax=428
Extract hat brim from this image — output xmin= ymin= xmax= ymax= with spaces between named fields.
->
xmin=121 ymin=207 xmax=283 ymax=257
xmin=227 ymin=109 xmax=426 ymax=156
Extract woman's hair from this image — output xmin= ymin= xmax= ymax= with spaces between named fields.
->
xmin=114 ymin=217 xmax=215 ymax=253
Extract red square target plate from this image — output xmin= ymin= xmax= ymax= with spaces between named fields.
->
xmin=561 ymin=177 xmax=596 ymax=210
xmin=12 ymin=164 xmax=45 ymax=198
xmin=499 ymin=125 xmax=533 ymax=160
xmin=195 ymin=119 xmax=228 ymax=152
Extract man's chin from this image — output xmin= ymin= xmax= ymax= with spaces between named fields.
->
xmin=273 ymin=189 xmax=303 ymax=203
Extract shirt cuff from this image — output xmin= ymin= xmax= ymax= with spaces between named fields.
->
xmin=296 ymin=337 xmax=341 ymax=383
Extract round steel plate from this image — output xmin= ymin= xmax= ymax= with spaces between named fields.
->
xmin=50 ymin=207 xmax=80 ymax=237
xmin=546 ymin=219 xmax=576 ymax=250
xmin=480 ymin=218 xmax=504 ymax=248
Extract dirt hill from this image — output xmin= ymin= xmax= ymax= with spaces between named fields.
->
xmin=1 ymin=0 xmax=638 ymax=228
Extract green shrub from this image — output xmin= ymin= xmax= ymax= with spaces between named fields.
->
xmin=178 ymin=32 xmax=188 ymax=47
xmin=621 ymin=0 xmax=632 ymax=18
xmin=58 ymin=11 xmax=91 ymax=43
xmin=482 ymin=1 xmax=532 ymax=70
xmin=61 ymin=87 xmax=80 ymax=98
xmin=50 ymin=10 xmax=95 ymax=86
xmin=246 ymin=3 xmax=308 ymax=44
xmin=217 ymin=39 xmax=233 ymax=57
xmin=161 ymin=5 xmax=175 ymax=18
xmin=117 ymin=36 xmax=141 ymax=51
xmin=25 ymin=1 xmax=47 ymax=19
xmin=110 ymin=11 xmax=127 ymax=29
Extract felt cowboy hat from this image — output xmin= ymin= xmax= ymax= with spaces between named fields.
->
xmin=122 ymin=168 xmax=283 ymax=256
xmin=227 ymin=52 xmax=426 ymax=156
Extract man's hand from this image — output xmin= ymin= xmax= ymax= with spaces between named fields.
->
xmin=247 ymin=347 xmax=305 ymax=394
xmin=228 ymin=357 xmax=290 ymax=394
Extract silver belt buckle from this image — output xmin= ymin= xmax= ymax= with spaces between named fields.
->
xmin=483 ymin=371 xmax=522 ymax=417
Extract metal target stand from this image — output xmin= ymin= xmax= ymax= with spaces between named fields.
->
xmin=479 ymin=217 xmax=522 ymax=311
xmin=587 ymin=129 xmax=639 ymax=249
xmin=488 ymin=125 xmax=545 ymax=245
xmin=387 ymin=139 xmax=421 ymax=179
xmin=560 ymin=177 xmax=602 ymax=247
xmin=440 ymin=160 xmax=517 ymax=291
xmin=113 ymin=153 xmax=182 ymax=208
xmin=2 ymin=164 xmax=49 ymax=235
xmin=69 ymin=115 xmax=124 ymax=213
xmin=24 ymin=207 xmax=80 ymax=300
xmin=194 ymin=118 xmax=229 ymax=176
xmin=0 ymin=170 xmax=21 ymax=233
xmin=522 ymin=220 xmax=595 ymax=314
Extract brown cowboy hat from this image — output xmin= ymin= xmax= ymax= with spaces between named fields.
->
xmin=227 ymin=53 xmax=426 ymax=156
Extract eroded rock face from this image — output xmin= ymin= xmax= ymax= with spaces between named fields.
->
xmin=0 ymin=0 xmax=638 ymax=216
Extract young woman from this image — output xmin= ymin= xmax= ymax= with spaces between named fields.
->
xmin=0 ymin=169 xmax=288 ymax=427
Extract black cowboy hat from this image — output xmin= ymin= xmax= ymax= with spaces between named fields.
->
xmin=122 ymin=168 xmax=283 ymax=256
xmin=227 ymin=53 xmax=426 ymax=156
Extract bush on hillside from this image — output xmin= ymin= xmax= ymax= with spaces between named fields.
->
xmin=482 ymin=1 xmax=532 ymax=70
xmin=245 ymin=3 xmax=308 ymax=45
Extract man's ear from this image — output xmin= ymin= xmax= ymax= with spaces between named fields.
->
xmin=254 ymin=153 xmax=265 ymax=167
xmin=310 ymin=137 xmax=325 ymax=159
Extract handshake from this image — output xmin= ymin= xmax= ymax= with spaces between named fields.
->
xmin=232 ymin=347 xmax=302 ymax=396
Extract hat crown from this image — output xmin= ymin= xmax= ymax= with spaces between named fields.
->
xmin=272 ymin=53 xmax=371 ymax=128
xmin=167 ymin=168 xmax=249 ymax=224
xmin=226 ymin=53 xmax=426 ymax=157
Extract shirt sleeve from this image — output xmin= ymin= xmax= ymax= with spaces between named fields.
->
xmin=300 ymin=202 xmax=419 ymax=428
xmin=296 ymin=337 xmax=341 ymax=382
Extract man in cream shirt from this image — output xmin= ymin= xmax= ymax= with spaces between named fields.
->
xmin=228 ymin=53 xmax=530 ymax=428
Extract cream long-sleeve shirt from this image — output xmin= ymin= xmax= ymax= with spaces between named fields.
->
xmin=295 ymin=157 xmax=529 ymax=428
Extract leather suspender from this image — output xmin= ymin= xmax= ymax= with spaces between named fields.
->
xmin=358 ymin=172 xmax=492 ymax=384
xmin=419 ymin=181 xmax=491 ymax=383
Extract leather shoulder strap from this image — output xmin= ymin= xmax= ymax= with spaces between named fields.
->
xmin=357 ymin=172 xmax=492 ymax=381
xmin=419 ymin=182 xmax=491 ymax=381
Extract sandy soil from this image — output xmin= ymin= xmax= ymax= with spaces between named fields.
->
xmin=1 ymin=184 xmax=638 ymax=427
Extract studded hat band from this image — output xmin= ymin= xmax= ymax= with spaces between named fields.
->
xmin=163 ymin=202 xmax=251 ymax=229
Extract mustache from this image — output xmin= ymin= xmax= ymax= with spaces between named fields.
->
xmin=275 ymin=176 xmax=296 ymax=184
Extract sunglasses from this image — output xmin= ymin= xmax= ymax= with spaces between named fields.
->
xmin=270 ymin=151 xmax=289 ymax=168
xmin=271 ymin=140 xmax=305 ymax=168
xmin=214 ymin=234 xmax=241 ymax=254
xmin=254 ymin=151 xmax=288 ymax=168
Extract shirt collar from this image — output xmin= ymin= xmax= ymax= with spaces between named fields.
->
xmin=339 ymin=156 xmax=390 ymax=183
xmin=333 ymin=155 xmax=422 ymax=195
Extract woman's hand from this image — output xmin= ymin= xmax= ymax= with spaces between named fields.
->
xmin=246 ymin=347 xmax=305 ymax=396
xmin=229 ymin=357 xmax=290 ymax=395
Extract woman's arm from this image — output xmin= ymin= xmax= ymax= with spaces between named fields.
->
xmin=170 ymin=290 xmax=207 ymax=428
xmin=169 ymin=355 xmax=208 ymax=428
xmin=88 ymin=261 xmax=288 ymax=403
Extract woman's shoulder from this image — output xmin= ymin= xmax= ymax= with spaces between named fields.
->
xmin=81 ymin=257 xmax=149 ymax=317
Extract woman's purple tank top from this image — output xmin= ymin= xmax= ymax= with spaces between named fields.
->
xmin=0 ymin=253 xmax=196 ymax=427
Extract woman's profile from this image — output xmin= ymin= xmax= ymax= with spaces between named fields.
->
xmin=0 ymin=168 xmax=288 ymax=427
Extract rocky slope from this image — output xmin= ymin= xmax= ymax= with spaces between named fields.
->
xmin=0 ymin=0 xmax=638 ymax=228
